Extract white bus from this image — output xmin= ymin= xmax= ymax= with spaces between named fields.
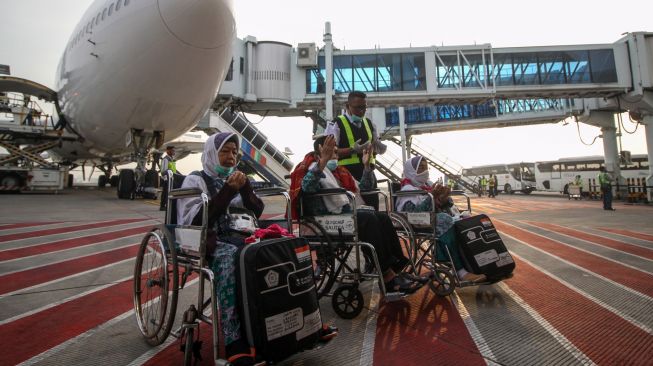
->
xmin=462 ymin=163 xmax=536 ymax=194
xmin=534 ymin=155 xmax=649 ymax=194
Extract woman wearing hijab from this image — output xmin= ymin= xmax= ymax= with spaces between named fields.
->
xmin=178 ymin=133 xmax=337 ymax=364
xmin=177 ymin=132 xmax=264 ymax=365
xmin=397 ymin=155 xmax=487 ymax=283
xmin=290 ymin=135 xmax=421 ymax=293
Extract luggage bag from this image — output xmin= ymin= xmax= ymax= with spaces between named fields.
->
xmin=237 ymin=237 xmax=322 ymax=363
xmin=453 ymin=214 xmax=515 ymax=280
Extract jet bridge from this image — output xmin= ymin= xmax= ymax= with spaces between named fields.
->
xmin=215 ymin=30 xmax=653 ymax=200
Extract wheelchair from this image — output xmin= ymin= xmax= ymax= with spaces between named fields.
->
xmin=385 ymin=180 xmax=497 ymax=296
xmin=294 ymin=187 xmax=416 ymax=319
xmin=133 ymin=171 xmax=292 ymax=366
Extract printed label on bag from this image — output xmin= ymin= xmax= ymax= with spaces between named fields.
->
xmin=406 ymin=212 xmax=431 ymax=226
xmin=265 ymin=308 xmax=303 ymax=341
xmin=480 ymin=217 xmax=493 ymax=228
xmin=296 ymin=309 xmax=322 ymax=341
xmin=495 ymin=251 xmax=514 ymax=267
xmin=474 ymin=249 xmax=499 ymax=267
xmin=295 ymin=244 xmax=311 ymax=264
xmin=315 ymin=215 xmax=355 ymax=235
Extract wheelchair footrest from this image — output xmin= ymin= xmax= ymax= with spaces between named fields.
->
xmin=385 ymin=291 xmax=409 ymax=302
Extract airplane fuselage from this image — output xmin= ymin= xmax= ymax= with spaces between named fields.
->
xmin=55 ymin=0 xmax=235 ymax=160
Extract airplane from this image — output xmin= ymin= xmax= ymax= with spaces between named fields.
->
xmin=0 ymin=0 xmax=235 ymax=197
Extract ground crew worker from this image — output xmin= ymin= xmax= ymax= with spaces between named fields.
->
xmin=573 ymin=175 xmax=584 ymax=198
xmin=480 ymin=176 xmax=487 ymax=196
xmin=159 ymin=146 xmax=177 ymax=211
xmin=447 ymin=177 xmax=455 ymax=190
xmin=488 ymin=174 xmax=496 ymax=198
xmin=598 ymin=167 xmax=615 ymax=211
xmin=325 ymin=91 xmax=387 ymax=209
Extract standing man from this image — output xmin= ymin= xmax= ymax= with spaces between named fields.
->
xmin=573 ymin=174 xmax=584 ymax=198
xmin=325 ymin=91 xmax=387 ymax=208
xmin=488 ymin=174 xmax=496 ymax=198
xmin=480 ymin=176 xmax=487 ymax=197
xmin=159 ymin=146 xmax=177 ymax=211
xmin=598 ymin=167 xmax=615 ymax=211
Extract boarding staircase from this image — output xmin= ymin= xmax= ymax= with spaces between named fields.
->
xmin=197 ymin=109 xmax=293 ymax=187
xmin=386 ymin=136 xmax=478 ymax=193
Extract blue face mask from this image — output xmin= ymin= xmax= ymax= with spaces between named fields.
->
xmin=215 ymin=164 xmax=235 ymax=177
xmin=350 ymin=114 xmax=363 ymax=123
xmin=326 ymin=159 xmax=338 ymax=171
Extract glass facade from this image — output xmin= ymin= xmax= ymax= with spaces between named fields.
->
xmin=307 ymin=49 xmax=618 ymax=94
xmin=385 ymin=98 xmax=572 ymax=125
xmin=306 ymin=53 xmax=426 ymax=94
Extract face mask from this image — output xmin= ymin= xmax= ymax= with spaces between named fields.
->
xmin=326 ymin=159 xmax=338 ymax=171
xmin=350 ymin=114 xmax=363 ymax=123
xmin=415 ymin=170 xmax=429 ymax=185
xmin=215 ymin=164 xmax=234 ymax=177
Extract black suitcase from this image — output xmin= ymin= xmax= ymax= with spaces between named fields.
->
xmin=453 ymin=214 xmax=515 ymax=280
xmin=236 ymin=237 xmax=322 ymax=363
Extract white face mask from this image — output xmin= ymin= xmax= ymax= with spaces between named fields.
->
xmin=415 ymin=170 xmax=429 ymax=185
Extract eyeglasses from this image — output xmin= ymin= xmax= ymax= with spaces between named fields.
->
xmin=349 ymin=104 xmax=367 ymax=111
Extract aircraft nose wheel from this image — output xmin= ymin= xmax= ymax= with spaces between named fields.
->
xmin=332 ymin=284 xmax=364 ymax=319
xmin=428 ymin=269 xmax=455 ymax=297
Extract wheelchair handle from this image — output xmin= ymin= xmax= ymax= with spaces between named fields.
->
xmin=169 ymin=188 xmax=204 ymax=199
xmin=254 ymin=187 xmax=288 ymax=196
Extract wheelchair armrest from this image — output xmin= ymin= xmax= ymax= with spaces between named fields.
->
xmin=169 ymin=188 xmax=204 ymax=199
xmin=255 ymin=187 xmax=288 ymax=196
xmin=303 ymin=188 xmax=348 ymax=196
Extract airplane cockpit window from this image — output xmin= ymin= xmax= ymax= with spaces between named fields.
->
xmin=116 ymin=0 xmax=122 ymax=11
xmin=95 ymin=14 xmax=101 ymax=25
xmin=124 ymin=0 xmax=130 ymax=6
xmin=108 ymin=3 xmax=114 ymax=16
xmin=102 ymin=8 xmax=107 ymax=21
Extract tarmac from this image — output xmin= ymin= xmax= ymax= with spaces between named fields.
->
xmin=0 ymin=188 xmax=652 ymax=365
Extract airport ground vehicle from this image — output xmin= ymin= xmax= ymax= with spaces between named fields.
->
xmin=534 ymin=154 xmax=649 ymax=195
xmin=462 ymin=163 xmax=536 ymax=194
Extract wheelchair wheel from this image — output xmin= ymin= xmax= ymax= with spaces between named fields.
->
xmin=133 ymin=226 xmax=179 ymax=346
xmin=388 ymin=212 xmax=416 ymax=268
xmin=299 ymin=218 xmax=337 ymax=298
xmin=331 ymin=284 xmax=364 ymax=319
xmin=428 ymin=268 xmax=455 ymax=297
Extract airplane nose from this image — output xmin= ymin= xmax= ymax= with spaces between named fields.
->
xmin=157 ymin=0 xmax=235 ymax=49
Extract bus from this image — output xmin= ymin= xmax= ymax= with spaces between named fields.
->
xmin=462 ymin=163 xmax=536 ymax=194
xmin=534 ymin=155 xmax=649 ymax=194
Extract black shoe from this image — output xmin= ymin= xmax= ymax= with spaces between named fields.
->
xmin=159 ymin=207 xmax=166 ymax=211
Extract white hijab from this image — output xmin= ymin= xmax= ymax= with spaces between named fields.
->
xmin=395 ymin=156 xmax=431 ymax=211
xmin=177 ymin=132 xmax=243 ymax=225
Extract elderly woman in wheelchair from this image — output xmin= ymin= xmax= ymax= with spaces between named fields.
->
xmin=290 ymin=135 xmax=422 ymax=297
xmin=395 ymin=155 xmax=487 ymax=284
xmin=177 ymin=132 xmax=266 ymax=365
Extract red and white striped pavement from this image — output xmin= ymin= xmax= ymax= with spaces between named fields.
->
xmin=0 ymin=195 xmax=652 ymax=366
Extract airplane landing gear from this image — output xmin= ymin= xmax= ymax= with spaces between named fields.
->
xmin=117 ymin=129 xmax=162 ymax=200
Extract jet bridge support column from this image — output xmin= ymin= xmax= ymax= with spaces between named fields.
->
xmin=643 ymin=115 xmax=653 ymax=202
xmin=594 ymin=112 xmax=623 ymax=197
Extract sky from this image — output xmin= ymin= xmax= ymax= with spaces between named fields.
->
xmin=1 ymin=0 xmax=651 ymax=179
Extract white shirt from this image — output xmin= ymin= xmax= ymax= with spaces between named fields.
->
xmin=324 ymin=113 xmax=387 ymax=154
